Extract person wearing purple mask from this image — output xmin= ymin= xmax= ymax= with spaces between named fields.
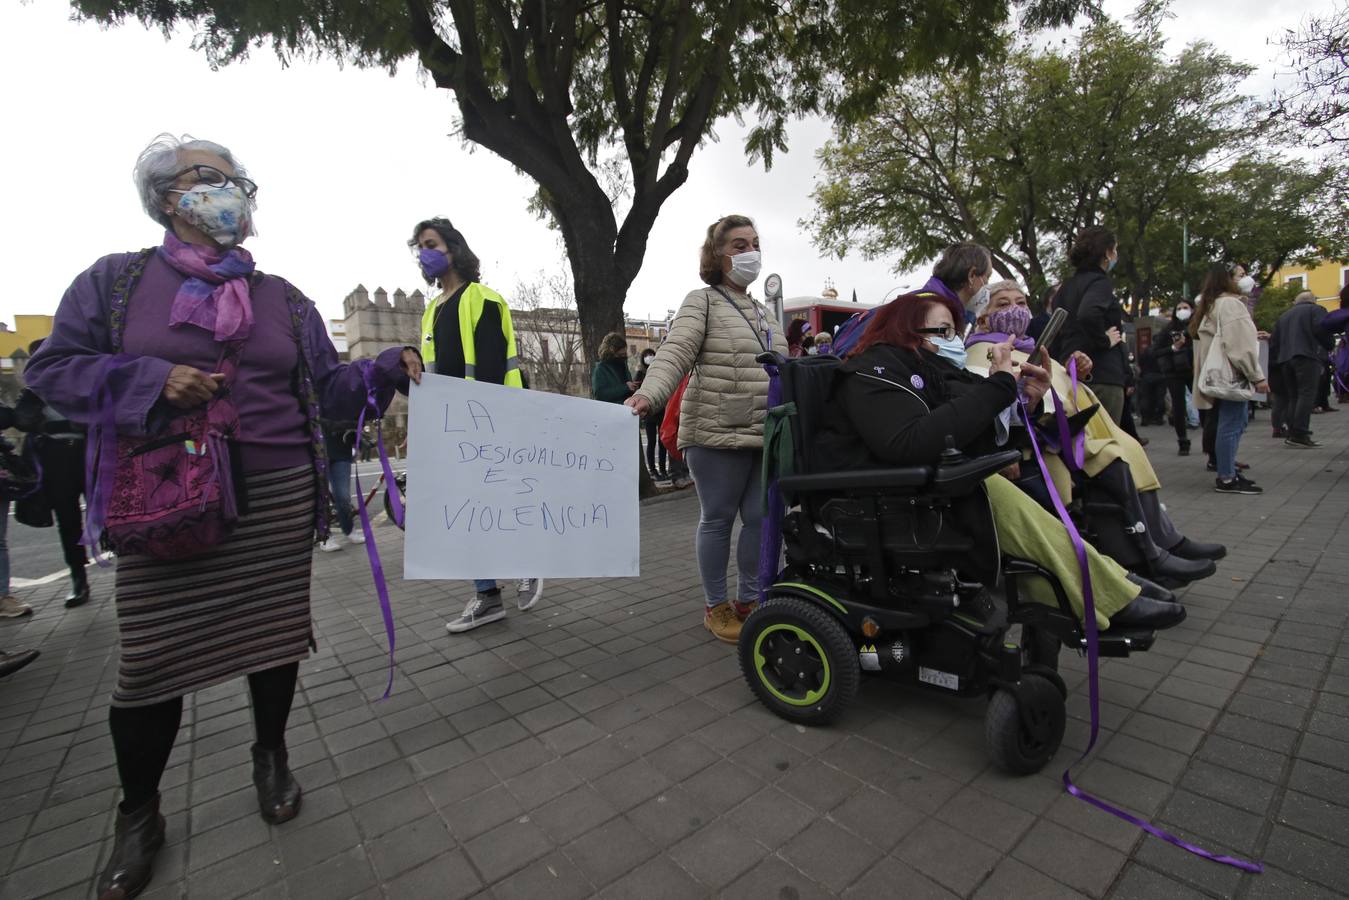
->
xmin=24 ymin=134 xmax=422 ymax=900
xmin=409 ymin=218 xmax=544 ymax=631
xmin=965 ymin=281 xmax=1224 ymax=585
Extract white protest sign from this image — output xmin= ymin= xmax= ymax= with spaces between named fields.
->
xmin=403 ymin=373 xmax=639 ymax=579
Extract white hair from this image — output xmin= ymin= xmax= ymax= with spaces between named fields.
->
xmin=133 ymin=133 xmax=249 ymax=229
xmin=987 ymin=279 xmax=1027 ymax=299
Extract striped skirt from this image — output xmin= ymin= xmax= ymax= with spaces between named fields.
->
xmin=112 ymin=466 xmax=317 ymax=707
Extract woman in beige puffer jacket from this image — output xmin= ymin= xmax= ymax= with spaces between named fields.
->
xmin=626 ymin=215 xmax=789 ymax=643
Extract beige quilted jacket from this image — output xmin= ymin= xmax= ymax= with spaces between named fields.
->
xmin=635 ymin=284 xmax=789 ymax=450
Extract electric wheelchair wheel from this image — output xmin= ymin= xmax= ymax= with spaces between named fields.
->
xmin=738 ymin=596 xmax=859 ymax=725
xmin=985 ymin=673 xmax=1066 ymax=775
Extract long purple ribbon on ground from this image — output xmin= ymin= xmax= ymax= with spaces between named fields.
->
xmin=353 ymin=367 xmax=400 ymax=699
xmin=1017 ymin=391 xmax=1262 ymax=873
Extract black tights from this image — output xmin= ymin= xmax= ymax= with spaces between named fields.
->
xmin=109 ymin=662 xmax=299 ymax=812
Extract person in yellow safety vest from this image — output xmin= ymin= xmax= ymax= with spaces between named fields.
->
xmin=408 ymin=217 xmax=544 ymax=632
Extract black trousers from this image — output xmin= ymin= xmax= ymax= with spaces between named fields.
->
xmin=1285 ymin=356 xmax=1324 ymax=438
xmin=1165 ymin=376 xmax=1190 ymax=444
xmin=35 ymin=437 xmax=88 ymax=573
xmin=1137 ymin=373 xmax=1168 ymax=423
xmin=643 ymin=416 xmax=667 ymax=474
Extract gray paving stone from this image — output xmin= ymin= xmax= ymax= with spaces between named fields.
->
xmin=380 ymin=849 xmax=481 ymax=900
xmin=563 ymin=814 xmax=659 ymax=888
xmin=1012 ymin=818 xmax=1127 ymax=898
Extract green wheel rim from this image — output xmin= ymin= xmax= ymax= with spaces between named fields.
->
xmin=752 ymin=623 xmax=832 ymax=707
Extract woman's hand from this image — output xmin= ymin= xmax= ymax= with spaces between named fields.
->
xmin=1253 ymin=380 xmax=1270 ymax=394
xmin=625 ymin=395 xmax=650 ymax=416
xmin=1106 ymin=326 xmax=1124 ymax=347
xmin=162 ymin=365 xmax=224 ymax=409
xmin=626 ymin=381 xmax=640 ymax=392
xmin=988 ymin=338 xmax=1016 ymax=376
xmin=1068 ymin=350 xmax=1093 ymax=379
xmin=1018 ymin=349 xmax=1052 ymax=408
xmin=1256 ymin=330 xmax=1271 ymax=341
xmin=400 ymin=348 xmax=424 ymax=385
xmin=998 ymin=461 xmax=1021 ymax=481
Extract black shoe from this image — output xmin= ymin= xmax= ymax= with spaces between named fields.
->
xmin=252 ymin=744 xmax=302 ymax=825
xmin=1125 ymin=573 xmax=1176 ymax=605
xmin=1178 ymin=441 xmax=1190 ymax=456
xmin=1147 ymin=552 xmax=1217 ymax=588
xmin=1271 ymin=428 xmax=1287 ymax=438
xmin=1284 ymin=436 xmax=1321 ymax=449
xmin=1111 ymin=595 xmax=1187 ymax=630
xmin=1169 ymin=537 xmax=1227 ymax=561
xmin=65 ymin=568 xmax=90 ymax=608
xmin=1206 ymin=458 xmax=1216 ymax=471
xmin=97 ymin=793 xmax=165 ymax=900
xmin=1215 ymin=475 xmax=1262 ymax=495
xmin=0 ymin=648 xmax=40 ymax=679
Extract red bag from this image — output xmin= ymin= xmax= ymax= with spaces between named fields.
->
xmin=659 ymin=373 xmax=691 ymax=463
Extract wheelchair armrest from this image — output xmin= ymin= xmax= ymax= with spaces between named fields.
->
xmin=929 ymin=450 xmax=1022 ymax=495
xmin=778 ymin=466 xmax=935 ymax=493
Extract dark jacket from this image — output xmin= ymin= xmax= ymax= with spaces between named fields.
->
xmin=1270 ymin=301 xmax=1332 ymax=366
xmin=591 ymin=357 xmax=634 ymax=403
xmin=1150 ymin=321 xmax=1194 ymax=380
xmin=816 ymin=343 xmax=1019 ymax=470
xmin=1050 ymin=268 xmax=1128 ymax=386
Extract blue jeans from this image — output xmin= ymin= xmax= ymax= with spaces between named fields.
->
xmin=1215 ymin=399 xmax=1248 ymax=480
xmin=327 ymin=459 xmax=354 ymax=536
xmin=1 ymin=499 xmax=9 ymax=596
xmin=474 ymin=579 xmax=498 ymax=593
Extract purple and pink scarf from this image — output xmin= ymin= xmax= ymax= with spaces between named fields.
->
xmin=158 ymin=231 xmax=256 ymax=342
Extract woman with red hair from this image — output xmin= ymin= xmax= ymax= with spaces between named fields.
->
xmin=814 ymin=290 xmax=1185 ymax=632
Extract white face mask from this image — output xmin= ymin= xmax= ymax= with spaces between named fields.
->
xmin=727 ymin=250 xmax=762 ymax=287
xmin=1175 ymin=308 xmax=1192 ymax=322
xmin=968 ymin=283 xmax=991 ymax=317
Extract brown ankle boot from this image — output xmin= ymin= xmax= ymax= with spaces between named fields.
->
xmin=252 ymin=744 xmax=302 ymax=824
xmin=97 ymin=793 xmax=165 ymax=900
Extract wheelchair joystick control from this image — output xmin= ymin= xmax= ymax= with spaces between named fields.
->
xmin=939 ymin=434 xmax=966 ymax=465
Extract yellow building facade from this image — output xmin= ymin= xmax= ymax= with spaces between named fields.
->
xmin=0 ymin=314 xmax=55 ymax=370
xmin=1271 ymin=259 xmax=1349 ymax=311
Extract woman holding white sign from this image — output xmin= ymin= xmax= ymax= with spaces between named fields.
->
xmin=409 ymin=217 xmax=544 ymax=631
xmin=626 ymin=215 xmax=789 ymax=643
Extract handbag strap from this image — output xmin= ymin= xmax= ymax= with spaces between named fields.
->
xmin=711 ymin=285 xmax=772 ymax=352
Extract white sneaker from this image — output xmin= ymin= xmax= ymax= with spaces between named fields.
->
xmin=347 ymin=529 xmax=366 ymax=545
xmin=0 ymin=596 xmax=33 ymax=618
xmin=516 ymin=578 xmax=544 ymax=611
xmin=318 ymin=537 xmax=343 ymax=553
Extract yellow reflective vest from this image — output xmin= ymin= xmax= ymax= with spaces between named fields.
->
xmin=419 ymin=282 xmax=523 ymax=388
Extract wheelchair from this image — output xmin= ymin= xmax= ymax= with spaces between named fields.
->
xmin=739 ymin=353 xmax=1159 ymax=774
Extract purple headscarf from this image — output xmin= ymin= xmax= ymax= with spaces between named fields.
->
xmin=157 ymin=231 xmax=256 ymax=342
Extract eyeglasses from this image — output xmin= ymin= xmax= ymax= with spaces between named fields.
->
xmin=917 ymin=325 xmax=957 ymax=341
xmin=168 ymin=164 xmax=258 ymax=199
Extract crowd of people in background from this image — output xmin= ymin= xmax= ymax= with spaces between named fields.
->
xmin=1 ymin=134 xmax=1341 ymax=900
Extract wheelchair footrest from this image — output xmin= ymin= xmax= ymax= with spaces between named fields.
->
xmin=1080 ymin=628 xmax=1155 ymax=657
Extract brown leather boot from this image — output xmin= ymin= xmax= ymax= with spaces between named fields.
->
xmin=252 ymin=744 xmax=302 ymax=824
xmin=97 ymin=793 xmax=165 ymax=900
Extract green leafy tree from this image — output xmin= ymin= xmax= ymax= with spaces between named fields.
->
xmin=72 ymin=0 xmax=1088 ymax=363
xmin=809 ymin=14 xmax=1327 ymax=311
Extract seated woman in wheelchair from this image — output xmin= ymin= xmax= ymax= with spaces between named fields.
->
xmin=814 ymin=283 xmax=1185 ymax=632
xmin=963 ymin=280 xmax=1225 ymax=587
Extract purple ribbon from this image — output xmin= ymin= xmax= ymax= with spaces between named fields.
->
xmin=1016 ymin=391 xmax=1262 ymax=873
xmin=1045 ymin=358 xmax=1086 ymax=472
xmin=352 ymin=366 xmax=400 ymax=699
xmin=82 ymin=356 xmax=130 ymax=565
xmin=758 ymin=361 xmax=784 ymax=603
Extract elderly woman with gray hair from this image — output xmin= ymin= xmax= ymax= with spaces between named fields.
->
xmin=25 ymin=134 xmax=422 ymax=900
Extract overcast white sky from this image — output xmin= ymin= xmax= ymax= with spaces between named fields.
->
xmin=0 ymin=0 xmax=1333 ymax=328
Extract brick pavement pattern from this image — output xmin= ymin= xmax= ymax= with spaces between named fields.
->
xmin=1 ymin=411 xmax=1347 ymax=899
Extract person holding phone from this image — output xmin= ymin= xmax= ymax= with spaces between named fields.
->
xmin=1050 ymin=227 xmax=1131 ymax=426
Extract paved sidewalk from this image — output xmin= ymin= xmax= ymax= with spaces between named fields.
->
xmin=1 ymin=409 xmax=1347 ymax=899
